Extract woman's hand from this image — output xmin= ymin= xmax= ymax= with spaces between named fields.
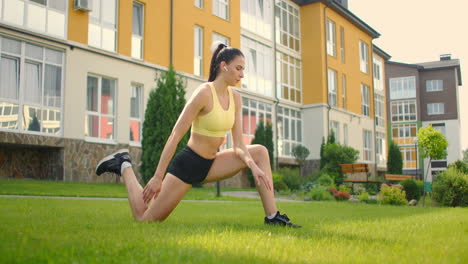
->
xmin=251 ymin=165 xmax=272 ymax=191
xmin=143 ymin=176 xmax=162 ymax=204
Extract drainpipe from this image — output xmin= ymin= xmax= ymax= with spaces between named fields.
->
xmin=273 ymin=1 xmax=280 ymax=170
xmin=170 ymin=0 xmax=174 ymax=66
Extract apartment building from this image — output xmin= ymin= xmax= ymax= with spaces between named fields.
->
xmin=385 ymin=55 xmax=462 ymax=182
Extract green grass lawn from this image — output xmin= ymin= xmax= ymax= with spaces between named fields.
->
xmin=0 ymin=179 xmax=256 ymax=201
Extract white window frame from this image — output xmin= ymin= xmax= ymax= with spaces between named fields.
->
xmin=392 ymin=123 xmax=417 ymax=142
xmin=363 ymin=130 xmax=372 ymax=162
xmin=330 ymin=120 xmax=340 ymax=143
xmin=213 ymin=0 xmax=229 ymax=21
xmin=0 ymin=0 xmax=68 ymax=39
xmin=376 ymin=131 xmax=386 ymax=163
xmin=426 ymin=80 xmax=443 ymax=92
xmin=340 ymin=26 xmax=345 ymax=62
xmin=277 ymin=106 xmax=302 ymax=158
xmin=212 ymin=32 xmax=230 ymax=46
xmin=275 ymin=0 xmax=301 ymax=52
xmin=85 ymin=74 xmax=117 ymax=143
xmin=373 ymin=57 xmax=383 ymax=91
xmin=361 ymin=84 xmax=370 ymax=116
xmin=375 ymin=94 xmax=384 ymax=127
xmin=194 ymin=25 xmax=203 ymax=76
xmin=0 ymin=36 xmax=64 ymax=136
xmin=241 ymin=97 xmax=273 ymax=138
xmin=427 ymin=103 xmax=444 ymax=115
xmin=241 ymin=36 xmax=273 ymax=96
xmin=129 ymin=83 xmax=143 ymax=145
xmin=391 ymin=100 xmax=417 ymax=122
xmin=341 ymin=74 xmax=346 ymax=109
xmin=276 ymin=51 xmax=301 ymax=103
xmin=326 ymin=19 xmax=336 ymax=57
xmin=88 ymin=0 xmax=118 ymax=52
xmin=389 ymin=76 xmax=416 ymax=99
xmin=328 ymin=68 xmax=337 ymax=107
xmin=359 ymin=40 xmax=369 ymax=74
xmin=195 ymin=0 xmax=203 ymax=9
xmin=241 ymin=0 xmax=273 ymax=40
xmin=131 ymin=1 xmax=144 ymax=59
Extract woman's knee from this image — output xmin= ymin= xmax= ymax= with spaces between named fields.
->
xmin=250 ymin=144 xmax=269 ymax=161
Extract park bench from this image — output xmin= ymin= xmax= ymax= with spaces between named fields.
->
xmin=384 ymin=174 xmax=415 ymax=182
xmin=340 ymin=163 xmax=381 ymax=183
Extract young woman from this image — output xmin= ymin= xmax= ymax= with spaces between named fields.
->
xmin=96 ymin=42 xmax=300 ymax=228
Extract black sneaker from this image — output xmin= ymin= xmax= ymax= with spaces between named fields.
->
xmin=95 ymin=149 xmax=132 ymax=176
xmin=264 ymin=211 xmax=301 ymax=228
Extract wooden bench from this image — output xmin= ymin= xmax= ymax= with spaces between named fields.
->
xmin=384 ymin=174 xmax=415 ymax=182
xmin=340 ymin=163 xmax=381 ymax=183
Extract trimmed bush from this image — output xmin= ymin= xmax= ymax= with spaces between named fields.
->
xmin=358 ymin=192 xmax=369 ymax=201
xmin=366 ymin=183 xmax=380 ymax=195
xmin=276 ymin=167 xmax=303 ymax=190
xmin=401 ymin=179 xmax=421 ymax=201
xmin=448 ymin=160 xmax=468 ymax=174
xmin=308 ymin=186 xmax=334 ymax=201
xmin=272 ymin=173 xmax=288 ymax=192
xmin=378 ymin=184 xmax=407 ymax=206
xmin=317 ymin=173 xmax=334 ymax=187
xmin=338 ymin=185 xmax=352 ymax=194
xmin=432 ymin=167 xmax=468 ymax=207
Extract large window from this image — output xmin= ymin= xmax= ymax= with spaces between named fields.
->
xmin=275 ymin=0 xmax=300 ymax=52
xmin=89 ymin=0 xmax=117 ymax=52
xmin=432 ymin=123 xmax=447 ymax=161
xmin=130 ymin=84 xmax=142 ymax=143
xmin=392 ymin=123 xmax=417 ymax=145
xmin=194 ymin=26 xmax=203 ymax=76
xmin=391 ymin=100 xmax=417 ymax=122
xmin=330 ymin=121 xmax=339 ymax=143
xmin=426 ymin=80 xmax=443 ymax=92
xmin=195 ymin=0 xmax=203 ymax=9
xmin=373 ymin=57 xmax=383 ymax=91
xmin=340 ymin=26 xmax=345 ymax=62
xmin=0 ymin=37 xmax=63 ymax=135
xmin=241 ymin=0 xmax=273 ymax=39
xmin=361 ymin=84 xmax=370 ymax=116
xmin=427 ymin=103 xmax=444 ymax=115
xmin=389 ymin=76 xmax=416 ymax=99
xmin=401 ymin=146 xmax=417 ymax=169
xmin=363 ymin=130 xmax=372 ymax=162
xmin=376 ymin=132 xmax=386 ymax=163
xmin=277 ymin=52 xmax=301 ymax=103
xmin=327 ymin=68 xmax=337 ymax=107
xmin=1 ymin=0 xmax=67 ymax=38
xmin=85 ymin=75 xmax=116 ymax=141
xmin=326 ymin=19 xmax=336 ymax=57
xmin=359 ymin=41 xmax=369 ymax=74
xmin=375 ymin=94 xmax=384 ymax=127
xmin=242 ymin=97 xmax=273 ymax=145
xmin=277 ymin=106 xmax=302 ymax=157
xmin=342 ymin=74 xmax=346 ymax=109
xmin=241 ymin=37 xmax=273 ymax=96
xmin=213 ymin=32 xmax=229 ymax=46
xmin=213 ymin=0 xmax=229 ymax=20
xmin=132 ymin=2 xmax=144 ymax=59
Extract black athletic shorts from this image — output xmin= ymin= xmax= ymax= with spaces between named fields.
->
xmin=167 ymin=146 xmax=215 ymax=184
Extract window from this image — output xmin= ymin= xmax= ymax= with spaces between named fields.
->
xmin=85 ymin=75 xmax=116 ymax=141
xmin=328 ymin=68 xmax=337 ymax=107
xmin=373 ymin=57 xmax=383 ymax=91
xmin=275 ymin=0 xmax=300 ymax=52
xmin=389 ymin=76 xmax=416 ymax=99
xmin=89 ymin=0 xmax=117 ymax=52
xmin=213 ymin=32 xmax=229 ymax=46
xmin=1 ymin=0 xmax=67 ymax=38
xmin=392 ymin=123 xmax=417 ymax=142
xmin=330 ymin=121 xmax=339 ymax=143
xmin=375 ymin=94 xmax=384 ymax=127
xmin=213 ymin=0 xmax=229 ymax=20
xmin=241 ymin=0 xmax=273 ymax=39
xmin=426 ymin=80 xmax=443 ymax=92
xmin=326 ymin=19 xmax=336 ymax=57
xmin=132 ymin=2 xmax=144 ymax=59
xmin=342 ymin=74 xmax=346 ymax=109
xmin=130 ymin=84 xmax=143 ymax=143
xmin=343 ymin=124 xmax=348 ymax=146
xmin=400 ymin=146 xmax=417 ymax=169
xmin=195 ymin=0 xmax=203 ymax=9
xmin=277 ymin=106 xmax=302 ymax=157
xmin=361 ymin=84 xmax=370 ymax=116
xmin=276 ymin=52 xmax=301 ymax=103
xmin=359 ymin=41 xmax=369 ymax=73
xmin=427 ymin=103 xmax=444 ymax=115
xmin=432 ymin=123 xmax=447 ymax=161
xmin=340 ymin=26 xmax=345 ymax=62
xmin=363 ymin=130 xmax=372 ymax=162
xmin=376 ymin=132 xmax=386 ymax=163
xmin=0 ymin=37 xmax=63 ymax=134
xmin=391 ymin=100 xmax=417 ymax=122
xmin=194 ymin=26 xmax=203 ymax=76
xmin=241 ymin=37 xmax=273 ymax=96
xmin=242 ymin=97 xmax=273 ymax=145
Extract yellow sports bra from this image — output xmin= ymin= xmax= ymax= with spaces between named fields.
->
xmin=191 ymin=83 xmax=235 ymax=137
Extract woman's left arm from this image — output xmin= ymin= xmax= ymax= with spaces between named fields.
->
xmin=230 ymin=90 xmax=272 ymax=191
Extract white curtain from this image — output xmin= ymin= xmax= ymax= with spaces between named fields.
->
xmin=44 ymin=64 xmax=62 ymax=107
xmin=24 ymin=62 xmax=42 ymax=104
xmin=0 ymin=57 xmax=19 ymax=100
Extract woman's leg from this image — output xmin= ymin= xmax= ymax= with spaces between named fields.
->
xmin=203 ymin=144 xmax=277 ymax=216
xmin=122 ymin=168 xmax=191 ymax=222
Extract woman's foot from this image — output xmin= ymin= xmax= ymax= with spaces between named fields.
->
xmin=95 ymin=149 xmax=132 ymax=176
xmin=264 ymin=211 xmax=302 ymax=228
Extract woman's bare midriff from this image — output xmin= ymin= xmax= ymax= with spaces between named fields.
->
xmin=187 ymin=132 xmax=226 ymax=159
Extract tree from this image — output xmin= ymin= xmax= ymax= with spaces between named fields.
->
xmin=292 ymin=144 xmax=310 ymax=176
xmin=264 ymin=122 xmax=274 ymax=169
xmin=327 ymin=130 xmax=336 ymax=144
xmin=387 ymin=141 xmax=403 ymax=174
xmin=417 ymin=125 xmax=448 ymax=205
xmin=463 ymin=149 xmax=468 ymax=163
xmin=249 ymin=120 xmax=275 ymax=186
xmin=320 ymin=137 xmax=326 ymax=169
xmin=28 ymin=114 xmax=40 ymax=132
xmin=140 ymin=65 xmax=188 ymax=184
xmin=322 ymin=143 xmax=359 ymax=185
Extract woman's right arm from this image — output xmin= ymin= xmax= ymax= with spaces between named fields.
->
xmin=142 ymin=86 xmax=207 ymax=203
